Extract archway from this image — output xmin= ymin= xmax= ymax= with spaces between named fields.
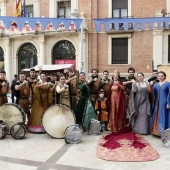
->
xmin=52 ymin=40 xmax=76 ymax=66
xmin=18 ymin=43 xmax=37 ymax=73
xmin=0 ymin=46 xmax=4 ymax=71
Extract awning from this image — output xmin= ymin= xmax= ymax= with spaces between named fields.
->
xmin=22 ymin=64 xmax=73 ymax=72
xmin=93 ymin=17 xmax=170 ymax=32
xmin=0 ymin=16 xmax=82 ymax=30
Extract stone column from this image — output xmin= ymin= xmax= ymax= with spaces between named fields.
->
xmin=153 ymin=30 xmax=163 ymax=69
xmin=4 ymin=37 xmax=12 ymax=83
xmin=49 ymin=0 xmax=55 ymax=17
xmin=33 ymin=0 xmax=40 ymax=17
xmin=38 ymin=36 xmax=45 ymax=66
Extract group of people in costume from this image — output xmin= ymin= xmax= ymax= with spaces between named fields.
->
xmin=0 ymin=67 xmax=170 ymax=138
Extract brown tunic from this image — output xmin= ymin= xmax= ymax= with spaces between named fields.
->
xmin=0 ymin=80 xmax=8 ymax=105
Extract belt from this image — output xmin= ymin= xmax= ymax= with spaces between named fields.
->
xmin=0 ymin=94 xmax=6 ymax=97
xmin=20 ymin=97 xmax=28 ymax=99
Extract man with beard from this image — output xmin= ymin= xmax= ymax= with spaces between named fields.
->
xmin=0 ymin=70 xmax=9 ymax=105
xmin=15 ymin=72 xmax=30 ymax=120
xmin=98 ymin=70 xmax=113 ymax=98
xmin=124 ymin=67 xmax=137 ymax=96
xmin=88 ymin=69 xmax=100 ymax=105
xmin=27 ymin=68 xmax=37 ymax=106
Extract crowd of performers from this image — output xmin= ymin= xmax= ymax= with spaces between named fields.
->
xmin=0 ymin=67 xmax=170 ymax=137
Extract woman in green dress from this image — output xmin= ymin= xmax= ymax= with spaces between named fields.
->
xmin=75 ymin=72 xmax=96 ymax=131
xmin=27 ymin=72 xmax=53 ymax=133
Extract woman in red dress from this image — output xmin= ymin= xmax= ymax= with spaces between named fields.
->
xmin=108 ymin=70 xmax=126 ymax=132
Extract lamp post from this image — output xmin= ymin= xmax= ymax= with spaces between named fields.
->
xmin=71 ymin=9 xmax=84 ymax=72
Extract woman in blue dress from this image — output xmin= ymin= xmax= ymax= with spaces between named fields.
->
xmin=151 ymin=71 xmax=170 ymax=136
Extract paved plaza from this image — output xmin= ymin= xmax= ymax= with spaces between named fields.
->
xmin=0 ymin=94 xmax=170 ymax=170
xmin=0 ymin=130 xmax=170 ymax=170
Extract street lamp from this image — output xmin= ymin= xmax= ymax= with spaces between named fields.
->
xmin=71 ymin=9 xmax=84 ymax=72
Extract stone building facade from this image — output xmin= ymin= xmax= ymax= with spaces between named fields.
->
xmin=0 ymin=0 xmax=170 ymax=83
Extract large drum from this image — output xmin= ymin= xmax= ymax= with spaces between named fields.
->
xmin=88 ymin=119 xmax=101 ymax=135
xmin=0 ymin=103 xmax=25 ymax=134
xmin=42 ymin=104 xmax=75 ymax=139
xmin=65 ymin=124 xmax=83 ymax=144
xmin=10 ymin=122 xmax=27 ymax=140
xmin=161 ymin=129 xmax=170 ymax=148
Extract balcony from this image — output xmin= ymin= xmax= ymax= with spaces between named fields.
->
xmin=0 ymin=17 xmax=83 ymax=37
xmin=94 ymin=16 xmax=170 ymax=32
xmin=107 ymin=16 xmax=134 ymax=33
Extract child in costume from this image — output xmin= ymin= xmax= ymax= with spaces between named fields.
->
xmin=95 ymin=89 xmax=109 ymax=131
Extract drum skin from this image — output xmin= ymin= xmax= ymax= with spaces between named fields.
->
xmin=42 ymin=104 xmax=75 ymax=139
xmin=10 ymin=122 xmax=27 ymax=140
xmin=0 ymin=103 xmax=25 ymax=134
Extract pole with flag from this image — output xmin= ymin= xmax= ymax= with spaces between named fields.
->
xmin=14 ymin=0 xmax=22 ymax=17
xmin=22 ymin=0 xmax=26 ymax=17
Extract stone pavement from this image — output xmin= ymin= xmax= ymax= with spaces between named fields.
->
xmin=0 ymin=94 xmax=170 ymax=170
xmin=0 ymin=130 xmax=170 ymax=170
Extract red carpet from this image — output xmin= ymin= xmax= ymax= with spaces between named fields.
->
xmin=96 ymin=127 xmax=160 ymax=161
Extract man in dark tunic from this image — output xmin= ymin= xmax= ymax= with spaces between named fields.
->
xmin=66 ymin=69 xmax=78 ymax=111
xmin=48 ymin=73 xmax=58 ymax=105
xmin=27 ymin=68 xmax=37 ymax=106
xmin=0 ymin=70 xmax=9 ymax=105
xmin=98 ymin=70 xmax=113 ymax=98
xmin=15 ymin=72 xmax=30 ymax=119
xmin=88 ymin=69 xmax=100 ymax=105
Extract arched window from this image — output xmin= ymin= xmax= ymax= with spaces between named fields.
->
xmin=0 ymin=46 xmax=4 ymax=71
xmin=52 ymin=40 xmax=76 ymax=64
xmin=18 ymin=43 xmax=37 ymax=73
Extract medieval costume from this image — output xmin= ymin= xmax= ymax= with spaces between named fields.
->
xmin=0 ymin=80 xmax=8 ymax=105
xmin=66 ymin=74 xmax=78 ymax=111
xmin=0 ymin=79 xmax=9 ymax=105
xmin=56 ymin=83 xmax=70 ymax=107
xmin=98 ymin=78 xmax=113 ymax=97
xmin=108 ymin=82 xmax=126 ymax=132
xmin=151 ymin=82 xmax=170 ymax=136
xmin=88 ymin=76 xmax=100 ymax=105
xmin=127 ymin=81 xmax=151 ymax=135
xmin=27 ymin=76 xmax=37 ymax=106
xmin=48 ymin=81 xmax=57 ymax=105
xmin=27 ymin=83 xmax=52 ymax=133
xmin=15 ymin=80 xmax=30 ymax=118
xmin=95 ymin=90 xmax=109 ymax=131
xmin=75 ymin=81 xmax=96 ymax=131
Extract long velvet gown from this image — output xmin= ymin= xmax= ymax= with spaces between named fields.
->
xmin=75 ymin=81 xmax=96 ymax=131
xmin=27 ymin=84 xmax=52 ymax=133
xmin=108 ymin=82 xmax=126 ymax=132
xmin=152 ymin=82 xmax=170 ymax=136
xmin=127 ymin=82 xmax=151 ymax=135
xmin=96 ymin=82 xmax=160 ymax=161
